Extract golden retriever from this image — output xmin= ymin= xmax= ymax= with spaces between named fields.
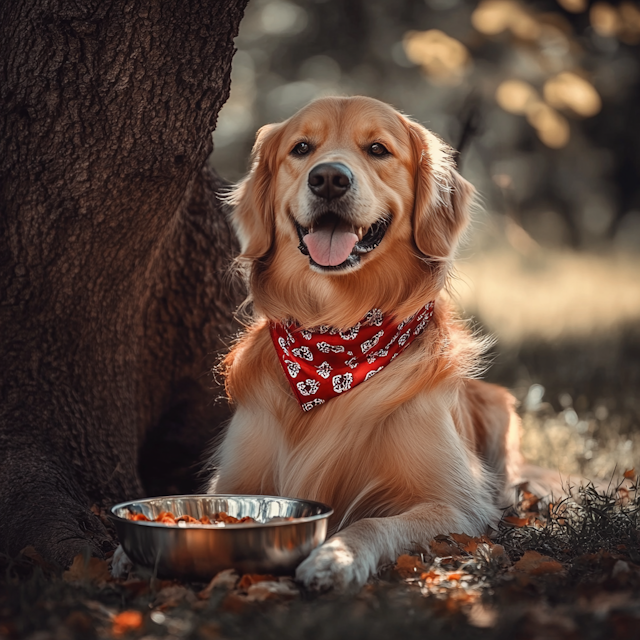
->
xmin=207 ymin=96 xmax=522 ymax=591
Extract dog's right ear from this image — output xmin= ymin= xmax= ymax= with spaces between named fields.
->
xmin=227 ymin=123 xmax=282 ymax=260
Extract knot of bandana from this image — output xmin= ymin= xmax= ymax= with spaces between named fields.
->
xmin=270 ymin=302 xmax=435 ymax=412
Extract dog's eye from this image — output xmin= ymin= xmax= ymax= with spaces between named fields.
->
xmin=369 ymin=143 xmax=390 ymax=157
xmin=291 ymin=142 xmax=311 ymax=156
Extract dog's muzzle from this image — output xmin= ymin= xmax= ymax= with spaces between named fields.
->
xmin=295 ymin=212 xmax=390 ymax=272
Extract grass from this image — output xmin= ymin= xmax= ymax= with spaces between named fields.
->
xmin=456 ymin=246 xmax=640 ymax=481
xmin=455 ymin=245 xmax=640 ymax=345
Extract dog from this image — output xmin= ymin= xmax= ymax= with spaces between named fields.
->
xmin=207 ymin=96 xmax=523 ymax=591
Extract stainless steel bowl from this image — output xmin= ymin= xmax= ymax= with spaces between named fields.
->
xmin=110 ymin=494 xmax=333 ymax=581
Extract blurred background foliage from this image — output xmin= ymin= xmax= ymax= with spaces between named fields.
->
xmin=210 ymin=0 xmax=640 ymax=481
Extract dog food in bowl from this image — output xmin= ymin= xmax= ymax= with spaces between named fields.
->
xmin=110 ymin=494 xmax=333 ymax=580
xmin=125 ymin=510 xmax=258 ymax=525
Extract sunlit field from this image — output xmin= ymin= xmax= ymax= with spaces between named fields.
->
xmin=454 ymin=240 xmax=640 ymax=483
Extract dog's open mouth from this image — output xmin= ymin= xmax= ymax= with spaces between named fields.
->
xmin=294 ymin=212 xmax=390 ymax=271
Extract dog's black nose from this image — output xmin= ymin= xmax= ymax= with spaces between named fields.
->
xmin=308 ymin=163 xmax=353 ymax=201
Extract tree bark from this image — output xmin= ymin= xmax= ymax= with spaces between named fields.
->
xmin=0 ymin=0 xmax=247 ymax=566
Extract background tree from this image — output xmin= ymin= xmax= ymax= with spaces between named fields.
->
xmin=0 ymin=0 xmax=248 ymax=567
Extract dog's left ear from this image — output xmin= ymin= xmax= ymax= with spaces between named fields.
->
xmin=227 ymin=123 xmax=283 ymax=261
xmin=409 ymin=124 xmax=475 ymax=260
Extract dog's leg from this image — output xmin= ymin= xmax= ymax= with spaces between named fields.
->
xmin=205 ymin=406 xmax=282 ymax=495
xmin=296 ymin=501 xmax=493 ymax=592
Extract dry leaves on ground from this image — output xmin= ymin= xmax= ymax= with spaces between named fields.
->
xmin=112 ymin=610 xmax=144 ymax=636
xmin=63 ymin=554 xmax=112 ymax=585
xmin=4 ymin=478 xmax=640 ymax=639
xmin=513 ymin=550 xmax=564 ymax=576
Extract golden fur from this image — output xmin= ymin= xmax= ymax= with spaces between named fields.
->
xmin=208 ymin=96 xmax=523 ymax=590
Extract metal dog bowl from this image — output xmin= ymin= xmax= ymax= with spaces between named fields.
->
xmin=110 ymin=494 xmax=333 ymax=581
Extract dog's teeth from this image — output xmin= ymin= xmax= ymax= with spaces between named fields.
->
xmin=357 ymin=227 xmax=364 ymax=240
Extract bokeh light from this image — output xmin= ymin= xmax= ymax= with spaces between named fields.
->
xmin=471 ymin=0 xmax=541 ymax=40
xmin=557 ymin=0 xmax=587 ymax=12
xmin=526 ymin=102 xmax=570 ymax=148
xmin=590 ymin=2 xmax=619 ymax=38
xmin=403 ymin=30 xmax=471 ymax=84
xmin=496 ymin=80 xmax=539 ymax=115
xmin=543 ymin=72 xmax=601 ymax=117
xmin=211 ymin=0 xmax=640 ymax=254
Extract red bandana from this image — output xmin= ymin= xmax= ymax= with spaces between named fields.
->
xmin=270 ymin=302 xmax=435 ymax=411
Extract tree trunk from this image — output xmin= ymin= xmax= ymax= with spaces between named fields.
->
xmin=0 ymin=0 xmax=247 ymax=567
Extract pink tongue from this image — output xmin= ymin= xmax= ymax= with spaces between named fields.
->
xmin=303 ymin=226 xmax=358 ymax=267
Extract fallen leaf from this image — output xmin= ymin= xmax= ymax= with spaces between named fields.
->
xmin=430 ymin=538 xmax=459 ymax=558
xmin=490 ymin=544 xmax=511 ymax=567
xmin=514 ymin=550 xmax=564 ymax=575
xmin=502 ymin=515 xmax=531 ymax=528
xmin=112 ymin=610 xmax=143 ymax=636
xmin=153 ymin=584 xmax=195 ymax=610
xmin=617 ymin=486 xmax=630 ymax=506
xmin=221 ymin=592 xmax=249 ymax=613
xmin=198 ymin=569 xmax=239 ymax=599
xmin=245 ymin=579 xmax=299 ymax=602
xmin=238 ymin=574 xmax=278 ymax=590
xmin=520 ymin=490 xmax=540 ymax=512
xmin=450 ymin=533 xmax=493 ymax=554
xmin=465 ymin=541 xmax=480 ymax=554
xmin=623 ymin=469 xmax=636 ymax=480
xmin=450 ymin=532 xmax=473 ymax=545
xmin=394 ymin=554 xmax=427 ymax=578
xmin=19 ymin=546 xmax=56 ymax=571
xmin=63 ymin=554 xmax=111 ymax=584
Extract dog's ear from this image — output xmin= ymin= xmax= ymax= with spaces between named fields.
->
xmin=227 ymin=123 xmax=283 ymax=260
xmin=409 ymin=124 xmax=475 ymax=260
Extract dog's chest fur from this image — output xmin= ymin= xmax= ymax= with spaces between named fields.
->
xmin=213 ymin=324 xmax=493 ymax=533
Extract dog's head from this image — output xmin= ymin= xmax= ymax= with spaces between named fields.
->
xmin=228 ymin=96 xmax=474 ymax=327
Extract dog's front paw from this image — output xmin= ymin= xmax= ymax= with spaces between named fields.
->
xmin=295 ymin=538 xmax=373 ymax=592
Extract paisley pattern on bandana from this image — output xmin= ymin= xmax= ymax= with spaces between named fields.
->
xmin=270 ymin=302 xmax=435 ymax=411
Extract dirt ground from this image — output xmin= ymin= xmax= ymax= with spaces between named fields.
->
xmin=2 ymin=249 xmax=639 ymax=639
xmin=2 ymin=470 xmax=639 ymax=640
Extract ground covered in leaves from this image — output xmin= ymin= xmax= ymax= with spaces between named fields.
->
xmin=3 ymin=320 xmax=640 ymax=639
xmin=2 ymin=476 xmax=640 ymax=640
xmin=3 ymin=317 xmax=639 ymax=639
